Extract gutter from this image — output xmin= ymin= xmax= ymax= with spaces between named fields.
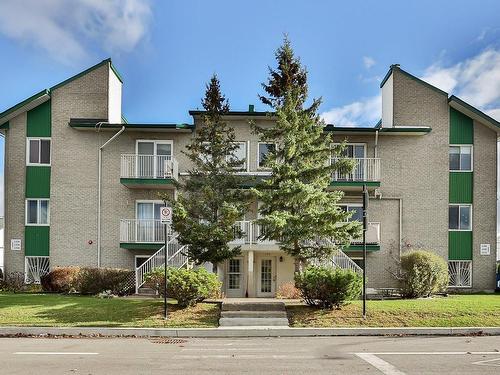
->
xmin=97 ymin=123 xmax=125 ymax=267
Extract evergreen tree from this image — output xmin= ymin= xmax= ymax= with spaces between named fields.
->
xmin=166 ymin=75 xmax=249 ymax=268
xmin=254 ymin=37 xmax=361 ymax=260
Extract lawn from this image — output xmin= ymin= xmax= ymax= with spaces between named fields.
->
xmin=0 ymin=293 xmax=219 ymax=328
xmin=287 ymin=294 xmax=500 ymax=327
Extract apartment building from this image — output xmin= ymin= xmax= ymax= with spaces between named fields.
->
xmin=0 ymin=59 xmax=498 ymax=296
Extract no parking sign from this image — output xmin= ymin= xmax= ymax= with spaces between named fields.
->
xmin=160 ymin=206 xmax=172 ymax=224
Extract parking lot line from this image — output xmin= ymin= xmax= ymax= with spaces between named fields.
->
xmin=355 ymin=353 xmax=406 ymax=375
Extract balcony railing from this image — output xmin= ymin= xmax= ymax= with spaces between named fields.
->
xmin=120 ymin=154 xmax=179 ymax=180
xmin=331 ymin=157 xmax=380 ymax=182
xmin=230 ymin=220 xmax=380 ymax=246
xmin=120 ymin=219 xmax=173 ymax=243
xmin=351 ymin=222 xmax=380 ymax=245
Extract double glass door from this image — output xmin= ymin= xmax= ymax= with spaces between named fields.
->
xmin=136 ymin=140 xmax=173 ymax=178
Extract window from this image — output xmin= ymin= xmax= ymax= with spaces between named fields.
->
xmin=339 ymin=204 xmax=363 ymax=222
xmin=448 ymin=260 xmax=472 ymax=287
xmin=228 ymin=258 xmax=242 ymax=290
xmin=449 ymin=146 xmax=472 ymax=171
xmin=449 ymin=204 xmax=471 ymax=230
xmin=25 ymin=199 xmax=49 ymax=225
xmin=27 ymin=138 xmax=50 ymax=165
xmin=338 ymin=144 xmax=365 ymax=158
xmin=136 ymin=140 xmax=173 ymax=178
xmin=227 ymin=142 xmax=247 ymax=170
xmin=258 ymin=143 xmax=275 ymax=168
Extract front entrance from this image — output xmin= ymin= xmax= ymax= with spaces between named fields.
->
xmin=257 ymin=257 xmax=276 ymax=297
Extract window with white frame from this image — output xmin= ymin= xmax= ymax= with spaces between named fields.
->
xmin=449 ymin=145 xmax=472 ymax=171
xmin=448 ymin=204 xmax=471 ymax=230
xmin=448 ymin=260 xmax=472 ymax=287
xmin=339 ymin=204 xmax=363 ymax=222
xmin=227 ymin=142 xmax=247 ymax=170
xmin=26 ymin=199 xmax=50 ymax=225
xmin=258 ymin=143 xmax=275 ymax=168
xmin=27 ymin=138 xmax=51 ymax=165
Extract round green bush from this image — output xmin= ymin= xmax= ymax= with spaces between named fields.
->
xmin=144 ymin=267 xmax=221 ymax=307
xmin=399 ymin=250 xmax=448 ymax=298
xmin=295 ymin=265 xmax=362 ymax=309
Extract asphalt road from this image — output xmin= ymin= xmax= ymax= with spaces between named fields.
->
xmin=1 ymin=335 xmax=500 ymax=374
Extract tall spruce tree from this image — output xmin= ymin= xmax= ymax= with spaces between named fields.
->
xmin=167 ymin=75 xmax=248 ymax=268
xmin=254 ymin=37 xmax=361 ymax=260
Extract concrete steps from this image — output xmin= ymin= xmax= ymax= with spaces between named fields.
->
xmin=219 ymin=302 xmax=289 ymax=327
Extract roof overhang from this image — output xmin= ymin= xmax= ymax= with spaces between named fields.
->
xmin=69 ymin=119 xmax=194 ymax=132
xmin=189 ymin=110 xmax=274 ymax=121
xmin=325 ymin=125 xmax=431 ymax=136
xmin=448 ymin=95 xmax=500 ymax=134
xmin=0 ymin=89 xmax=50 ymax=126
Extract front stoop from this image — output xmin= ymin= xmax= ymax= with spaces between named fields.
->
xmin=219 ymin=302 xmax=289 ymax=327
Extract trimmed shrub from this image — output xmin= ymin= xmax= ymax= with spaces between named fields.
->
xmin=144 ymin=267 xmax=221 ymax=307
xmin=276 ymin=281 xmax=301 ymax=299
xmin=75 ymin=268 xmax=134 ymax=296
xmin=399 ymin=250 xmax=448 ymax=298
xmin=295 ymin=266 xmax=362 ymax=309
xmin=0 ymin=272 xmax=26 ymax=293
xmin=41 ymin=267 xmax=80 ymax=293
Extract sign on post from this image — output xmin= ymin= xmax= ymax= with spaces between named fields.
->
xmin=160 ymin=206 xmax=172 ymax=224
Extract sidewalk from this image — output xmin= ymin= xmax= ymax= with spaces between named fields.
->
xmin=1 ymin=326 xmax=499 ymax=338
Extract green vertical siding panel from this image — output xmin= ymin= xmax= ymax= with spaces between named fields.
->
xmin=449 ymin=107 xmax=473 ymax=144
xmin=26 ymin=166 xmax=51 ymax=198
xmin=27 ymin=100 xmax=51 ymax=137
xmin=449 ymin=172 xmax=473 ymax=203
xmin=448 ymin=231 xmax=472 ymax=260
xmin=25 ymin=226 xmax=50 ymax=256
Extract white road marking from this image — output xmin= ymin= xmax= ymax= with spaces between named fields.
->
xmin=14 ymin=352 xmax=99 ymax=356
xmin=182 ymin=347 xmax=307 ymax=352
xmin=471 ymin=357 xmax=500 ymax=367
xmin=355 ymin=353 xmax=406 ymax=375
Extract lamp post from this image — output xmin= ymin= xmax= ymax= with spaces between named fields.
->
xmin=362 ymin=184 xmax=368 ymax=319
xmin=162 ymin=200 xmax=169 ymax=320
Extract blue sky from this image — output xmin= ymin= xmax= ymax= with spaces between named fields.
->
xmin=1 ymin=0 xmax=500 ymax=214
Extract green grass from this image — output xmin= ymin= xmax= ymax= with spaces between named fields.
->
xmin=0 ymin=293 xmax=219 ymax=328
xmin=287 ymin=295 xmax=500 ymax=327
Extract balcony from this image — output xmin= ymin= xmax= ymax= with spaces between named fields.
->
xmin=330 ymin=157 xmax=381 ymax=189
xmin=120 ymin=154 xmax=178 ymax=189
xmin=229 ymin=220 xmax=380 ymax=250
xmin=120 ymin=219 xmax=173 ymax=250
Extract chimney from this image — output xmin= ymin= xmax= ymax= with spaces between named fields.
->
xmin=248 ymin=104 xmax=254 ymax=112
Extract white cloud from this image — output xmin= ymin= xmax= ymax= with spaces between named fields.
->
xmin=363 ymin=56 xmax=376 ymax=69
xmin=321 ymin=95 xmax=381 ymax=126
xmin=0 ymin=0 xmax=152 ymax=64
xmin=322 ymin=48 xmax=500 ymax=125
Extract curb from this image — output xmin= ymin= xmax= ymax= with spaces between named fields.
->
xmin=1 ymin=326 xmax=499 ymax=338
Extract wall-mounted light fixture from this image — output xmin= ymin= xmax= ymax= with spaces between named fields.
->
xmin=279 ymin=256 xmax=283 ymax=262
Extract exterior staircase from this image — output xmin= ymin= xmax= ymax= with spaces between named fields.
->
xmin=135 ymin=233 xmax=189 ymax=294
xmin=219 ymin=302 xmax=289 ymax=327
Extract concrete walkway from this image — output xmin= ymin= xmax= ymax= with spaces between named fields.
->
xmin=1 ymin=326 xmax=499 ymax=338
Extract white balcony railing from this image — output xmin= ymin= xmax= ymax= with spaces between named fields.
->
xmin=120 ymin=154 xmax=179 ymax=180
xmin=230 ymin=220 xmax=380 ymax=246
xmin=331 ymin=157 xmax=380 ymax=182
xmin=351 ymin=222 xmax=380 ymax=245
xmin=120 ymin=219 xmax=173 ymax=243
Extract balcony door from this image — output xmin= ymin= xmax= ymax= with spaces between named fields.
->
xmin=136 ymin=201 xmax=164 ymax=242
xmin=334 ymin=144 xmax=366 ymax=181
xmin=136 ymin=140 xmax=173 ymax=178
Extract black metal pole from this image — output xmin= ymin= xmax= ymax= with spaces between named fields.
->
xmin=164 ymin=202 xmax=168 ymax=320
xmin=362 ymin=184 xmax=367 ymax=319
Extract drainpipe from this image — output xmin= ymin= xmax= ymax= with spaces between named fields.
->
xmin=374 ymin=130 xmax=379 ymax=158
xmin=97 ymin=123 xmax=126 ymax=267
xmin=376 ymin=194 xmax=403 ymax=257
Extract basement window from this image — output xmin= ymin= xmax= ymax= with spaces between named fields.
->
xmin=27 ymin=138 xmax=51 ymax=165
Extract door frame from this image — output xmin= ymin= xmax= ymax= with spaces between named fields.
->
xmin=225 ymin=257 xmax=245 ymax=298
xmin=135 ymin=140 xmax=174 ymax=178
xmin=135 ymin=200 xmax=165 ymax=243
xmin=256 ymin=256 xmax=276 ymax=297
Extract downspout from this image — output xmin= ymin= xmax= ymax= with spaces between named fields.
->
xmin=374 ymin=130 xmax=379 ymax=158
xmin=97 ymin=123 xmax=125 ymax=267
